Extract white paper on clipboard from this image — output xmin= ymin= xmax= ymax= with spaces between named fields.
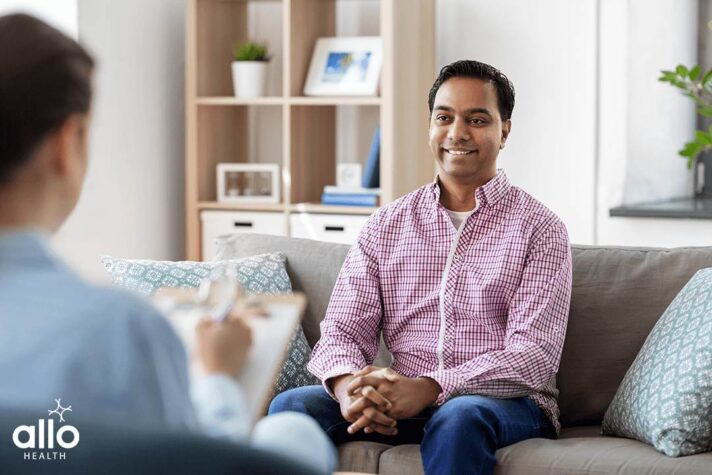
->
xmin=154 ymin=291 xmax=306 ymax=426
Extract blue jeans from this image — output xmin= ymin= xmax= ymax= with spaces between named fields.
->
xmin=269 ymin=386 xmax=555 ymax=475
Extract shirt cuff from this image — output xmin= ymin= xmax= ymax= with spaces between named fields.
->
xmin=419 ymin=369 xmax=467 ymax=405
xmin=191 ymin=373 xmax=251 ymax=442
xmin=318 ymin=366 xmax=362 ymax=400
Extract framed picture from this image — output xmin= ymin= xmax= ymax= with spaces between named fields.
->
xmin=216 ymin=163 xmax=280 ymax=204
xmin=303 ymin=37 xmax=383 ymax=96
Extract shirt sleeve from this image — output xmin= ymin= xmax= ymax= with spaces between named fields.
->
xmin=131 ymin=300 xmax=251 ymax=442
xmin=307 ymin=211 xmax=384 ymax=397
xmin=191 ymin=374 xmax=251 ymax=442
xmin=421 ymin=221 xmax=572 ymax=404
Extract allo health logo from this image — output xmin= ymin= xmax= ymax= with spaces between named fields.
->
xmin=12 ymin=399 xmax=80 ymax=461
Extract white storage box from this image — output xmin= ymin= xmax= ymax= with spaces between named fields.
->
xmin=289 ymin=213 xmax=370 ymax=245
xmin=201 ymin=210 xmax=287 ymax=260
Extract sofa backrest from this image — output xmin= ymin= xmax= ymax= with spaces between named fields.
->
xmin=558 ymin=245 xmax=712 ymax=426
xmin=215 ymin=234 xmax=712 ymax=428
xmin=216 ymin=234 xmax=351 ymax=347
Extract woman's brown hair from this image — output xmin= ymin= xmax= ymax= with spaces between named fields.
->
xmin=0 ymin=13 xmax=94 ymax=183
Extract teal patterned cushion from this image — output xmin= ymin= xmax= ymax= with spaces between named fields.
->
xmin=100 ymin=254 xmax=318 ymax=397
xmin=100 ymin=254 xmax=291 ymax=296
xmin=602 ymin=268 xmax=712 ymax=456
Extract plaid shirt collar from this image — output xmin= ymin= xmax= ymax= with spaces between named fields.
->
xmin=430 ymin=169 xmax=512 ymax=210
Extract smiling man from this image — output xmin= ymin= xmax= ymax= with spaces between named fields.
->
xmin=269 ymin=60 xmax=573 ymax=475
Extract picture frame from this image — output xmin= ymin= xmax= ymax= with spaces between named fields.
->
xmin=216 ymin=163 xmax=280 ymax=204
xmin=303 ymin=37 xmax=383 ymax=96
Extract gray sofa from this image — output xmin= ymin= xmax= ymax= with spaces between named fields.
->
xmin=216 ymin=233 xmax=712 ymax=475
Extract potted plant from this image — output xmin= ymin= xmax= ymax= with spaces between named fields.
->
xmin=231 ymin=41 xmax=270 ymax=98
xmin=659 ymin=63 xmax=712 ymax=197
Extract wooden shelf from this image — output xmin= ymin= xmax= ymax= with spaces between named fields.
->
xmin=288 ymin=96 xmax=382 ymax=106
xmin=290 ymin=203 xmax=377 ymax=215
xmin=198 ymin=201 xmax=286 ymax=212
xmin=186 ymin=0 xmax=435 ymax=259
xmin=195 ymin=97 xmax=382 ymax=107
xmin=196 ymin=97 xmax=285 ymax=106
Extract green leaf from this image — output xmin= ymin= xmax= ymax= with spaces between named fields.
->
xmin=700 ymin=106 xmax=712 ymax=118
xmin=696 ymin=130 xmax=712 ymax=145
xmin=688 ymin=155 xmax=696 ymax=169
xmin=676 ymin=64 xmax=689 ymax=77
xmin=690 ymin=65 xmax=701 ymax=80
xmin=703 ymin=69 xmax=712 ymax=86
xmin=233 ymin=42 xmax=270 ymax=61
xmin=679 ymin=140 xmax=702 ymax=158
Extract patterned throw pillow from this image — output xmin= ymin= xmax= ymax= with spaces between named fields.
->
xmin=100 ymin=254 xmax=318 ymax=397
xmin=602 ymin=268 xmax=712 ymax=456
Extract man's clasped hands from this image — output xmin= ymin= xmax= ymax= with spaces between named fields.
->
xmin=331 ymin=366 xmax=442 ymax=436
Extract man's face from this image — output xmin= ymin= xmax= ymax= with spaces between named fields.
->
xmin=428 ymin=77 xmax=510 ymax=182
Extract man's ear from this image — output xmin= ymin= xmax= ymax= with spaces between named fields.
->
xmin=500 ymin=119 xmax=512 ymax=149
xmin=50 ymin=115 xmax=82 ymax=177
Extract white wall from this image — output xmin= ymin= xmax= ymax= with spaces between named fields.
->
xmin=595 ymin=0 xmax=712 ymax=247
xmin=0 ymin=0 xmax=77 ymax=38
xmin=437 ymin=0 xmax=598 ymax=245
xmin=51 ymin=0 xmax=187 ymax=281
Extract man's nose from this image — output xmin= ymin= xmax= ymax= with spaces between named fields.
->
xmin=447 ymin=117 xmax=470 ymax=142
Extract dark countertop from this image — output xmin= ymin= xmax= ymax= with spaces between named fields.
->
xmin=609 ymin=196 xmax=712 ymax=219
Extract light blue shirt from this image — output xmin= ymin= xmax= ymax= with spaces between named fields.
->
xmin=0 ymin=232 xmax=249 ymax=440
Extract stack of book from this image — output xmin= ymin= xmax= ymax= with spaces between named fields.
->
xmin=321 ymin=186 xmax=381 ymax=206
xmin=321 ymin=126 xmax=380 ymax=207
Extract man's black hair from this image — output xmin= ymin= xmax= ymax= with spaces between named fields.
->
xmin=428 ymin=60 xmax=515 ymax=121
xmin=0 ymin=13 xmax=94 ymax=184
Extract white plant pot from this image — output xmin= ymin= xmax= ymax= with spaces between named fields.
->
xmin=231 ymin=61 xmax=268 ymax=98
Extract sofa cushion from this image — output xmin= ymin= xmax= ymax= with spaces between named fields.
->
xmin=338 ymin=441 xmax=393 ymax=474
xmin=493 ymin=427 xmax=712 ymax=475
xmin=100 ymin=254 xmax=318 ymax=396
xmin=558 ymin=246 xmax=712 ymax=427
xmin=601 ymin=268 xmax=712 ymax=456
xmin=344 ymin=427 xmax=712 ymax=475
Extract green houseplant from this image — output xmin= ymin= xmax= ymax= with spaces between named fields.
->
xmin=658 ymin=65 xmax=712 ymax=169
xmin=233 ymin=42 xmax=270 ymax=62
xmin=660 ymin=64 xmax=712 ymax=197
xmin=231 ymin=41 xmax=271 ymax=98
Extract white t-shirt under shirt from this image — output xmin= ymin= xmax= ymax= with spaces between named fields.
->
xmin=445 ymin=202 xmax=478 ymax=230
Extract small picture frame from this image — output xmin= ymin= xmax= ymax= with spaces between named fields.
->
xmin=217 ymin=163 xmax=280 ymax=204
xmin=303 ymin=37 xmax=383 ymax=96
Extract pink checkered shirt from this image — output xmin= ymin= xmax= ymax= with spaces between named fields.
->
xmin=308 ymin=171 xmax=572 ymax=432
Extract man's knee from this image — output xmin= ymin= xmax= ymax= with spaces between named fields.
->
xmin=268 ymin=385 xmax=327 ymax=415
xmin=254 ymin=412 xmax=324 ymax=444
xmin=426 ymin=396 xmax=499 ymax=436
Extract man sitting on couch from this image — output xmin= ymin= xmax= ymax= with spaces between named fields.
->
xmin=270 ymin=60 xmax=573 ymax=475
xmin=0 ymin=13 xmax=333 ymax=474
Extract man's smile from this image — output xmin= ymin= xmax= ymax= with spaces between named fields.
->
xmin=442 ymin=147 xmax=476 ymax=156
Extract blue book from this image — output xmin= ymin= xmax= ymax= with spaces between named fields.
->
xmin=362 ymin=126 xmax=380 ymax=188
xmin=321 ymin=193 xmax=379 ymax=207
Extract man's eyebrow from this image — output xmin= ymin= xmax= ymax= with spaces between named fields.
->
xmin=432 ymin=105 xmax=493 ymax=117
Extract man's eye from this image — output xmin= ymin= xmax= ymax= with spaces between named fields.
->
xmin=469 ymin=118 xmax=485 ymax=125
xmin=436 ymin=115 xmax=449 ymax=122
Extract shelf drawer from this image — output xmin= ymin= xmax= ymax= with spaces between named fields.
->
xmin=201 ymin=210 xmax=287 ymax=260
xmin=289 ymin=213 xmax=370 ymax=245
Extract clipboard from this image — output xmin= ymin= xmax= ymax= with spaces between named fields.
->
xmin=154 ymin=290 xmax=307 ymax=426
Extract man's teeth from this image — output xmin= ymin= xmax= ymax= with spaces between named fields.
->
xmin=446 ymin=150 xmax=471 ymax=155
